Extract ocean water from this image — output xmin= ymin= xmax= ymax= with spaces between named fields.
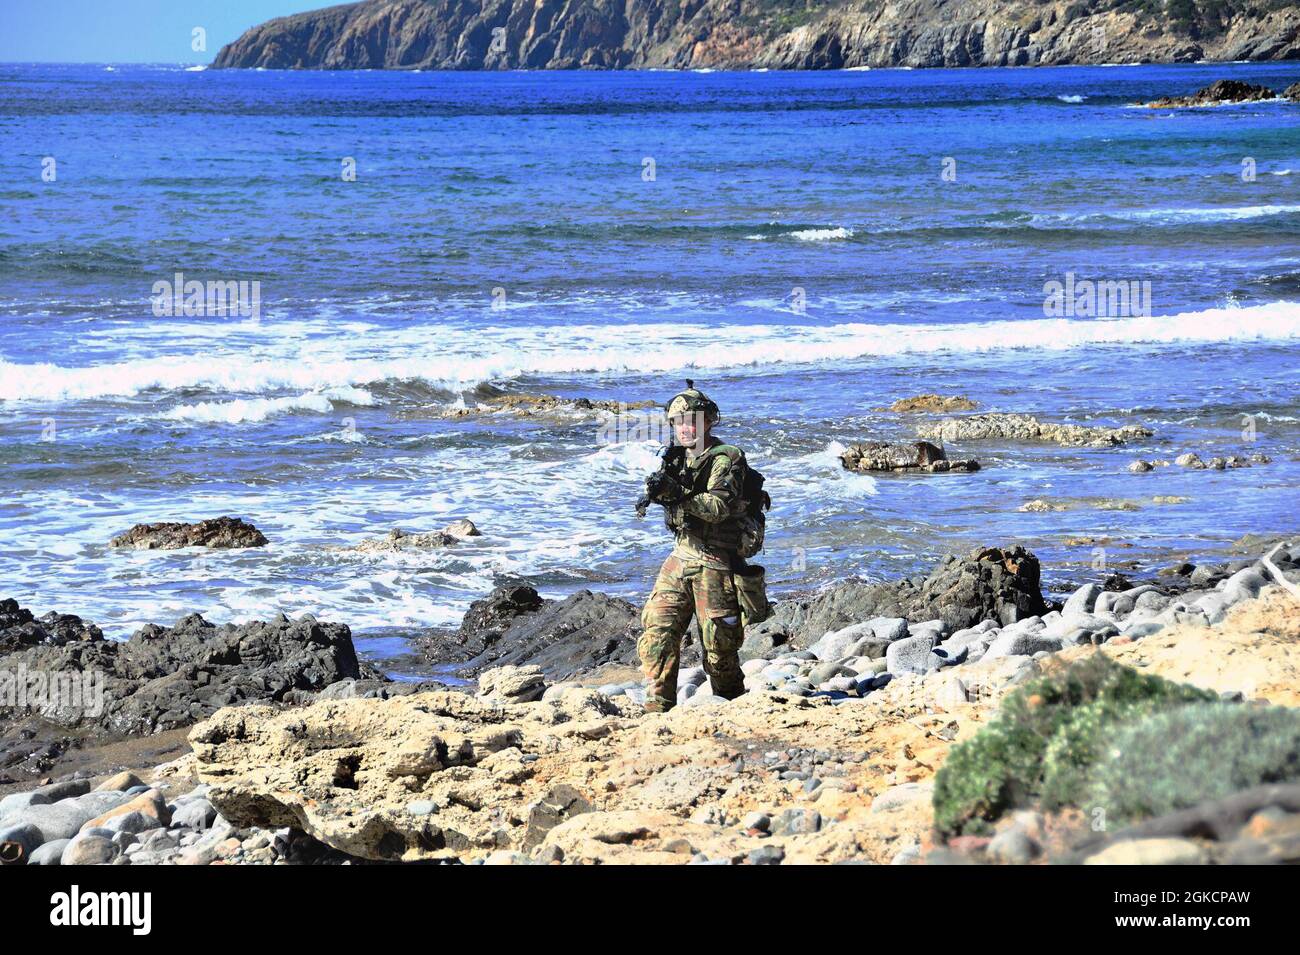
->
xmin=1 ymin=62 xmax=1298 ymax=675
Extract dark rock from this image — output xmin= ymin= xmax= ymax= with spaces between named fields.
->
xmin=840 ymin=440 xmax=979 ymax=474
xmin=0 ymin=600 xmax=379 ymax=737
xmin=109 ymin=516 xmax=268 ymax=550
xmin=524 ymin=784 xmax=592 ymax=848
xmin=748 ymin=844 xmax=785 ymax=865
xmin=1144 ymin=79 xmax=1277 ymax=108
xmin=458 ymin=585 xmax=545 ymax=646
xmin=420 ymin=585 xmax=643 ymax=679
xmin=795 ymin=546 xmax=1050 ymax=641
xmin=738 ymin=601 xmax=803 ymax=661
xmin=0 ymin=598 xmax=102 ymax=654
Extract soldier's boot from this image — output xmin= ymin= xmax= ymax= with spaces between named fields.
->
xmin=700 ymin=613 xmax=746 ymax=700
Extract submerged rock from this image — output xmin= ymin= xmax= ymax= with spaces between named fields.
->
xmin=882 ymin=394 xmax=978 ymax=413
xmin=917 ymin=413 xmax=1151 ymax=448
xmin=839 ymin=440 xmax=979 ymax=473
xmin=430 ymin=389 xmax=656 ymax=421
xmin=110 ymin=516 xmax=268 ymax=549
xmin=342 ymin=519 xmax=481 ymax=553
xmin=1143 ymin=80 xmax=1277 ymax=108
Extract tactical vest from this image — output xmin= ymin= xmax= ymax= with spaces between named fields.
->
xmin=666 ymin=443 xmax=748 ymax=553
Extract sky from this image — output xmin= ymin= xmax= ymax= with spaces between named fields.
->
xmin=0 ymin=0 xmax=333 ymax=63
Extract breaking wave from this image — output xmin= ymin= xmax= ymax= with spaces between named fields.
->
xmin=3 ymin=302 xmax=1298 ymax=404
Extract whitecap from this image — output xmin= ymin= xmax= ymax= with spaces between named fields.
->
xmin=159 ymin=387 xmax=376 ymax=424
xmin=789 ymin=226 xmax=854 ymax=241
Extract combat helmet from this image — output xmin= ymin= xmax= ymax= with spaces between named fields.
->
xmin=665 ymin=380 xmax=719 ymax=424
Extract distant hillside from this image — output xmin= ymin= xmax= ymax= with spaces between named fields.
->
xmin=212 ymin=0 xmax=1300 ymax=70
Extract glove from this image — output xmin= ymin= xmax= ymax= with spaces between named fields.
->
xmin=648 ymin=473 xmax=686 ymax=505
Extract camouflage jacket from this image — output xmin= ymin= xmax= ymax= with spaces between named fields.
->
xmin=665 ymin=438 xmax=748 ymax=569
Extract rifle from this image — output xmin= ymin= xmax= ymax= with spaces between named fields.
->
xmin=635 ymin=444 xmax=688 ymax=518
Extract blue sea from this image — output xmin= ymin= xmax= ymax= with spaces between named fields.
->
xmin=1 ymin=62 xmax=1298 ymax=675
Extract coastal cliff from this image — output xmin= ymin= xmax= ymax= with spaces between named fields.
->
xmin=211 ymin=0 xmax=1300 ymax=70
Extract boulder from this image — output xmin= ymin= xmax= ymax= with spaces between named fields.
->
xmin=422 ymin=585 xmax=643 ymax=679
xmin=1084 ymin=838 xmax=1207 ymax=864
xmin=27 ymin=838 xmax=70 ymax=865
xmin=7 ymin=791 xmax=133 ymax=842
xmin=81 ymin=788 xmax=171 ymax=832
xmin=1063 ymin=583 xmax=1101 ymax=617
xmin=883 ymin=394 xmax=978 ymax=413
xmin=0 ymin=822 xmax=43 ymax=864
xmin=95 ymin=771 xmax=144 ymax=792
xmin=839 ymin=440 xmax=979 ymax=473
xmin=984 ymin=632 xmax=1065 ymax=659
xmin=886 ymin=633 xmax=941 ymax=676
xmin=60 ymin=831 xmax=118 ymax=865
xmin=796 ymin=546 xmax=1050 ymax=641
xmin=478 ymin=665 xmax=546 ymax=703
xmin=109 ymin=516 xmax=267 ymax=549
xmin=0 ymin=790 xmax=51 ymax=818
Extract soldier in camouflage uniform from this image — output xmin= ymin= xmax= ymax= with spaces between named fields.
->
xmin=637 ymin=384 xmax=750 ymax=712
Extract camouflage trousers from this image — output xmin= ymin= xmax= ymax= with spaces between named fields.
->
xmin=637 ymin=554 xmax=745 ymax=711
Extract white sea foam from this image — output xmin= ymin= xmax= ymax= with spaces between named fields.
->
xmin=1057 ymin=94 xmax=1086 ymax=103
xmin=1117 ymin=204 xmax=1300 ymax=223
xmin=160 ymin=387 xmax=377 ymax=423
xmin=790 ymin=227 xmax=855 ymax=241
xmin=4 ymin=302 xmax=1298 ymax=404
xmin=1033 ymin=204 xmax=1300 ymax=226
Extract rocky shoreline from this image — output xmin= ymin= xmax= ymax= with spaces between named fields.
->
xmin=211 ymin=0 xmax=1300 ymax=71
xmin=3 ymin=534 xmax=1297 ymax=865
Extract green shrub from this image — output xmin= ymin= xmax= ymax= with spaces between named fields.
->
xmin=1086 ymin=703 xmax=1300 ymax=825
xmin=1039 ymin=697 xmax=1168 ymax=811
xmin=932 ymin=655 xmax=1216 ymax=835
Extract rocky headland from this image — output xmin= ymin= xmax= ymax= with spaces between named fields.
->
xmin=211 ymin=0 xmax=1300 ymax=70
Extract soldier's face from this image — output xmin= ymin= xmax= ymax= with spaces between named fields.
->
xmin=672 ymin=412 xmax=709 ymax=449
